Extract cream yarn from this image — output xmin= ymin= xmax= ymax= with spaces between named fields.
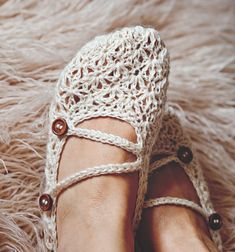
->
xmin=40 ymin=26 xmax=169 ymax=250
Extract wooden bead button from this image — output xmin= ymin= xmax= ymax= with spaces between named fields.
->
xmin=52 ymin=118 xmax=68 ymax=136
xmin=208 ymin=213 xmax=223 ymax=230
xmin=177 ymin=146 xmax=193 ymax=164
xmin=39 ymin=194 xmax=53 ymax=211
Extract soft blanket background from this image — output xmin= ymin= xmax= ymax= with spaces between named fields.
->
xmin=0 ymin=0 xmax=234 ymax=251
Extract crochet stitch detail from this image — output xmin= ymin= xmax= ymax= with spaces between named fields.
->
xmin=41 ymin=26 xmax=170 ymax=251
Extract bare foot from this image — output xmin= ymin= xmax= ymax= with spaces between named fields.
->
xmin=56 ymin=117 xmax=138 ymax=252
xmin=137 ymin=161 xmax=218 ymax=252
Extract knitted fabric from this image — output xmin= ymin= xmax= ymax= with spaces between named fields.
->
xmin=144 ymin=106 xmax=223 ymax=251
xmin=41 ymin=26 xmax=170 ymax=251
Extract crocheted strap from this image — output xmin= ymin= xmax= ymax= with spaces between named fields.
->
xmin=149 ymin=155 xmax=178 ymax=173
xmin=50 ymin=159 xmax=142 ymax=199
xmin=143 ymin=196 xmax=208 ymax=220
xmin=68 ymin=127 xmax=141 ymax=156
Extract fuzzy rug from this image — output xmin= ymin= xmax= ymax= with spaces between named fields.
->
xmin=0 ymin=0 xmax=234 ymax=251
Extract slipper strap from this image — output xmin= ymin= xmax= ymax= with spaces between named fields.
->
xmin=44 ymin=127 xmax=142 ymax=203
xmin=144 ymin=196 xmax=208 ymax=219
xmin=68 ymin=127 xmax=141 ymax=156
xmin=50 ymin=160 xmax=142 ymax=199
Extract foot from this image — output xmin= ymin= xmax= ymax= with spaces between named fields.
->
xmin=56 ymin=117 xmax=138 ymax=252
xmin=41 ymin=26 xmax=170 ymax=251
xmin=137 ymin=161 xmax=218 ymax=252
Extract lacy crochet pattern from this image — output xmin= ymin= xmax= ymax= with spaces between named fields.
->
xmin=146 ymin=107 xmax=223 ymax=251
xmin=40 ymin=26 xmax=170 ymax=251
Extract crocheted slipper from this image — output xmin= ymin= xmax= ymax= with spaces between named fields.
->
xmin=143 ymin=107 xmax=223 ymax=251
xmin=39 ymin=26 xmax=170 ymax=251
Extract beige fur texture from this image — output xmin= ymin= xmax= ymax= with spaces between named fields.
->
xmin=0 ymin=0 xmax=234 ymax=251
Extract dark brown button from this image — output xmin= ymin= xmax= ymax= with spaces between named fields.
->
xmin=39 ymin=194 xmax=53 ymax=211
xmin=52 ymin=118 xmax=68 ymax=136
xmin=208 ymin=213 xmax=222 ymax=230
xmin=177 ymin=146 xmax=193 ymax=164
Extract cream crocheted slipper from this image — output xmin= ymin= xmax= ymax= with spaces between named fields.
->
xmin=38 ymin=26 xmax=170 ymax=251
xmin=143 ymin=107 xmax=223 ymax=251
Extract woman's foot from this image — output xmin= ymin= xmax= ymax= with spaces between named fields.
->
xmin=136 ymin=108 xmax=223 ymax=252
xmin=57 ymin=117 xmax=138 ymax=252
xmin=138 ymin=161 xmax=218 ymax=252
xmin=40 ymin=26 xmax=169 ymax=251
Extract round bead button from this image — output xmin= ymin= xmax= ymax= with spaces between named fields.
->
xmin=208 ymin=213 xmax=222 ymax=230
xmin=39 ymin=194 xmax=53 ymax=211
xmin=52 ymin=118 xmax=68 ymax=136
xmin=177 ymin=146 xmax=193 ymax=164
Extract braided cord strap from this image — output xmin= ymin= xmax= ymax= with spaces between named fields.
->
xmin=50 ymin=159 xmax=142 ymax=199
xmin=68 ymin=127 xmax=141 ymax=156
xmin=144 ymin=196 xmax=208 ymax=220
xmin=47 ymin=125 xmax=144 ymax=200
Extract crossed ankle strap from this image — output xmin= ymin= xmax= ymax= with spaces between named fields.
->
xmin=40 ymin=126 xmax=142 ymax=210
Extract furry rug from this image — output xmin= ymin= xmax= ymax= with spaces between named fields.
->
xmin=0 ymin=0 xmax=234 ymax=251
